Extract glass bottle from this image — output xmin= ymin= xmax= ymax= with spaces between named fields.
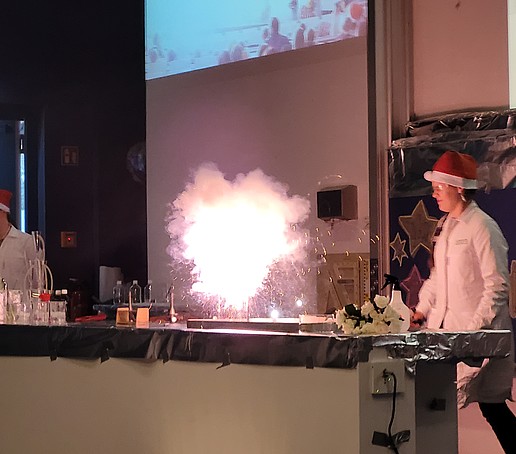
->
xmin=143 ymin=280 xmax=152 ymax=306
xmin=113 ymin=280 xmax=124 ymax=306
xmin=128 ymin=280 xmax=141 ymax=312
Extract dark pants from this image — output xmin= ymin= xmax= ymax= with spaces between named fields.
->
xmin=479 ymin=402 xmax=516 ymax=454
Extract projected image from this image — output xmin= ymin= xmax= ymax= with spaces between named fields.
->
xmin=145 ymin=0 xmax=368 ymax=80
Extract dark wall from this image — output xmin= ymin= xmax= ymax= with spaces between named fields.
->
xmin=0 ymin=121 xmax=16 ymax=205
xmin=0 ymin=1 xmax=147 ymax=297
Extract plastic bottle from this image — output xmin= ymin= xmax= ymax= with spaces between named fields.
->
xmin=128 ymin=280 xmax=141 ymax=312
xmin=143 ymin=280 xmax=152 ymax=305
xmin=382 ymin=274 xmax=411 ymax=332
xmin=113 ymin=280 xmax=124 ymax=306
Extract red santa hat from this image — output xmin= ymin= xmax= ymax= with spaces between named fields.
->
xmin=0 ymin=189 xmax=12 ymax=213
xmin=423 ymin=151 xmax=478 ymax=189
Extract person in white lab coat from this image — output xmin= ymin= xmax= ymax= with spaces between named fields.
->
xmin=411 ymin=151 xmax=515 ymax=453
xmin=0 ymin=189 xmax=36 ymax=290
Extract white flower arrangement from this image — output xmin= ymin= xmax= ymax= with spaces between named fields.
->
xmin=335 ymin=295 xmax=404 ymax=335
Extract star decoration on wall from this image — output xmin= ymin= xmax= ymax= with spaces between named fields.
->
xmin=400 ymin=265 xmax=425 ymax=310
xmin=398 ymin=200 xmax=438 ymax=257
xmin=389 ymin=232 xmax=408 ymax=266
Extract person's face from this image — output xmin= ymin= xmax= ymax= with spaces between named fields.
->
xmin=271 ymin=18 xmax=279 ymax=33
xmin=431 ymin=182 xmax=462 ymax=214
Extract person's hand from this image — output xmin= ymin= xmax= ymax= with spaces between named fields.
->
xmin=410 ymin=310 xmax=426 ymax=330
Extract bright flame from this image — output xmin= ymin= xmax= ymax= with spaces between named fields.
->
xmin=167 ymin=164 xmax=310 ymax=310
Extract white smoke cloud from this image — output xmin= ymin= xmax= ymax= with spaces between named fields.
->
xmin=166 ymin=163 xmax=310 ymax=313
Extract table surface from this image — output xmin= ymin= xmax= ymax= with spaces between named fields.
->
xmin=0 ymin=321 xmax=511 ymax=369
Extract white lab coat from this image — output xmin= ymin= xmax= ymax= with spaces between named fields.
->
xmin=417 ymin=201 xmax=514 ymax=408
xmin=0 ymin=226 xmax=36 ymax=290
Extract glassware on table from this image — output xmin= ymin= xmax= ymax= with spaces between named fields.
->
xmin=49 ymin=300 xmax=67 ymax=325
xmin=0 ymin=289 xmax=26 ymax=324
xmin=7 ymin=290 xmax=23 ymax=324
xmin=33 ymin=293 xmax=50 ymax=325
xmin=113 ymin=280 xmax=124 ymax=306
xmin=143 ymin=280 xmax=153 ymax=306
xmin=17 ymin=297 xmax=32 ymax=325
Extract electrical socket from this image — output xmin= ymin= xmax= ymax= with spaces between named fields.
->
xmin=370 ymin=361 xmax=405 ymax=395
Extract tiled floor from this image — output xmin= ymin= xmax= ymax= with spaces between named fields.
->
xmin=458 ymin=377 xmax=516 ymax=454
